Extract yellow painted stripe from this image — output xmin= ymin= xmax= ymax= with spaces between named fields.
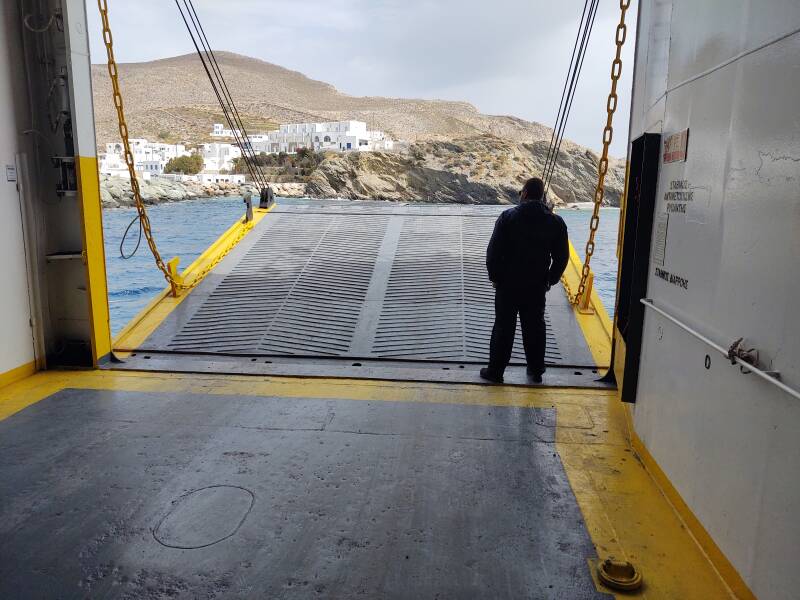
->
xmin=624 ymin=405 xmax=756 ymax=600
xmin=75 ymin=155 xmax=111 ymax=364
xmin=564 ymin=241 xmax=613 ymax=367
xmin=0 ymin=361 xmax=37 ymax=392
xmin=0 ymin=369 xmax=737 ymax=597
xmin=113 ymin=205 xmax=274 ymax=352
xmin=0 ymin=368 xmax=609 ymax=423
xmin=612 ymin=330 xmax=627 ymax=399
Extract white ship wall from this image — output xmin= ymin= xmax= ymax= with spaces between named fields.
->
xmin=628 ymin=2 xmax=800 ymax=598
xmin=0 ymin=4 xmax=36 ymax=378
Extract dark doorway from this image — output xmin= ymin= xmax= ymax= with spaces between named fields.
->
xmin=616 ymin=133 xmax=660 ymax=403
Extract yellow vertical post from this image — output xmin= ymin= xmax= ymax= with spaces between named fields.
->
xmin=75 ymin=157 xmax=112 ymax=364
xmin=167 ymin=258 xmax=182 ymax=297
xmin=577 ymin=272 xmax=595 ymax=315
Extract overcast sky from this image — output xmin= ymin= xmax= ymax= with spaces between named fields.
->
xmin=87 ymin=0 xmax=637 ymax=156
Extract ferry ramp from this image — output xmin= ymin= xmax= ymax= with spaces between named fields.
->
xmin=118 ymin=201 xmax=604 ymax=387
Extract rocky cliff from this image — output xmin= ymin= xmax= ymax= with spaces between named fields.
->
xmin=99 ymin=176 xmax=306 ymax=208
xmin=100 ymin=136 xmax=623 ymax=208
xmin=306 ymin=136 xmax=625 ymax=206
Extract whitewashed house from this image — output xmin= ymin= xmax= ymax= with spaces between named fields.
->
xmin=251 ymin=121 xmax=394 ymax=154
xmin=210 ymin=123 xmax=242 ymax=138
xmin=198 ymin=172 xmax=246 ymax=184
xmin=199 ymin=142 xmax=242 ymax=172
xmin=99 ymin=140 xmax=191 ymax=177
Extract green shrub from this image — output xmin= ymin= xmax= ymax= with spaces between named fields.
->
xmin=164 ymin=153 xmax=204 ymax=174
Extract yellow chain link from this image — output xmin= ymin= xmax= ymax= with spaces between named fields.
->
xmin=97 ymin=0 xmax=251 ymax=296
xmin=564 ymin=0 xmax=631 ymax=305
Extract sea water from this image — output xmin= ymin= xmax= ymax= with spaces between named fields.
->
xmin=557 ymin=207 xmax=620 ymax=313
xmin=103 ymin=198 xmax=620 ymax=336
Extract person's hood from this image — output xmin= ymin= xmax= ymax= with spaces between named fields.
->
xmin=519 ymin=199 xmax=553 ymax=214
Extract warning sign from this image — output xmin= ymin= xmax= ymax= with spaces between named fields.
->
xmin=663 ymin=129 xmax=689 ymax=163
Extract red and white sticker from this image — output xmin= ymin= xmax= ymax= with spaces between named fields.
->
xmin=663 ymin=129 xmax=689 ymax=163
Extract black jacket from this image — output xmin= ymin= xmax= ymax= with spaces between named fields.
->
xmin=486 ymin=201 xmax=569 ymax=293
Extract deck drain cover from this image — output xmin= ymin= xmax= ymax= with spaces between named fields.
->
xmin=597 ymin=558 xmax=642 ymax=591
xmin=154 ymin=485 xmax=254 ymax=549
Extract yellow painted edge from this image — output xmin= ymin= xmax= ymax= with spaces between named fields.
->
xmin=612 ymin=330 xmax=627 ymax=400
xmin=0 ymin=368 xmax=737 ymax=598
xmin=0 ymin=361 xmax=37 ymax=392
xmin=565 ymin=241 xmax=613 ymax=367
xmin=76 ymin=155 xmax=112 ymax=364
xmin=0 ymin=368 xmax=612 ymax=423
xmin=612 ymin=167 xmax=628 ymax=397
xmin=624 ymin=405 xmax=756 ymax=600
xmin=113 ymin=205 xmax=274 ymax=352
xmin=616 ymin=162 xmax=630 ymax=263
xmin=0 ymin=367 xmax=739 ymax=598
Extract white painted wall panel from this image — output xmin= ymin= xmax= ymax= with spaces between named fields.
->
xmin=63 ymin=0 xmax=96 ymax=158
xmin=629 ymin=2 xmax=800 ymax=598
xmin=0 ymin=5 xmax=35 ymax=375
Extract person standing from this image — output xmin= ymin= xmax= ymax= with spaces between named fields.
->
xmin=480 ymin=177 xmax=569 ymax=384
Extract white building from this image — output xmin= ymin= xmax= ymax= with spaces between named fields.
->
xmin=197 ymin=172 xmax=246 ymax=185
xmin=199 ymin=142 xmax=242 ymax=172
xmin=99 ymin=139 xmax=191 ymax=177
xmin=251 ymin=121 xmax=394 ymax=154
xmin=210 ymin=123 xmax=242 ymax=138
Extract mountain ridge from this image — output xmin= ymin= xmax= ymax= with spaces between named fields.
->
xmin=91 ymin=51 xmax=556 ymax=146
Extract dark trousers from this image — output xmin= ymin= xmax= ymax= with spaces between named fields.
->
xmin=488 ymin=287 xmax=547 ymax=375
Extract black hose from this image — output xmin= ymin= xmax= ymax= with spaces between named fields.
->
xmin=119 ymin=214 xmax=143 ymax=259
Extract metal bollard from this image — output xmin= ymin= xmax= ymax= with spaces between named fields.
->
xmin=243 ymin=191 xmax=253 ymax=223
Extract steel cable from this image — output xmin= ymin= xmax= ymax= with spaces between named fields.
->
xmin=541 ymin=0 xmax=591 ymax=188
xmin=544 ymin=0 xmax=598 ymax=193
xmin=541 ymin=0 xmax=598 ymax=194
xmin=183 ymin=0 xmax=268 ymax=188
xmin=175 ymin=0 xmax=267 ymax=189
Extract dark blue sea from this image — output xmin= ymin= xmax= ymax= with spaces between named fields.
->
xmin=103 ymin=198 xmax=620 ymax=336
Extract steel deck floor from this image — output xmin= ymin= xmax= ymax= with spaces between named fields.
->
xmin=0 ymin=387 xmax=609 ymax=599
xmin=132 ymin=202 xmax=594 ymax=370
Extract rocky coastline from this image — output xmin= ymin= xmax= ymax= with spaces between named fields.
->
xmin=307 ymin=136 xmax=625 ymax=206
xmin=100 ymin=176 xmax=306 ymax=208
xmin=100 ymin=136 xmax=625 ymax=209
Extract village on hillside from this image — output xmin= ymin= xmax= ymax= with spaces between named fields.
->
xmin=99 ymin=120 xmax=395 ymax=185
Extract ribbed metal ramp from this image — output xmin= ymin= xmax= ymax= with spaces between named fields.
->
xmin=131 ymin=201 xmax=595 ymax=374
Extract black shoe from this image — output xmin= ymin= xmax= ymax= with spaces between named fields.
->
xmin=527 ymin=367 xmax=543 ymax=383
xmin=480 ymin=367 xmax=504 ymax=384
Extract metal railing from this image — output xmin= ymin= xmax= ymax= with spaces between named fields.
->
xmin=641 ymin=299 xmax=800 ymax=401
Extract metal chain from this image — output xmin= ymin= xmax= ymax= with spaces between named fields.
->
xmin=565 ymin=0 xmax=631 ymax=305
xmin=173 ymin=218 xmax=254 ymax=290
xmin=561 ymin=272 xmax=576 ymax=303
xmin=97 ymin=0 xmax=251 ymax=295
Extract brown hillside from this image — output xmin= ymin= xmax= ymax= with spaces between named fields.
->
xmin=91 ymin=51 xmax=555 ymax=147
